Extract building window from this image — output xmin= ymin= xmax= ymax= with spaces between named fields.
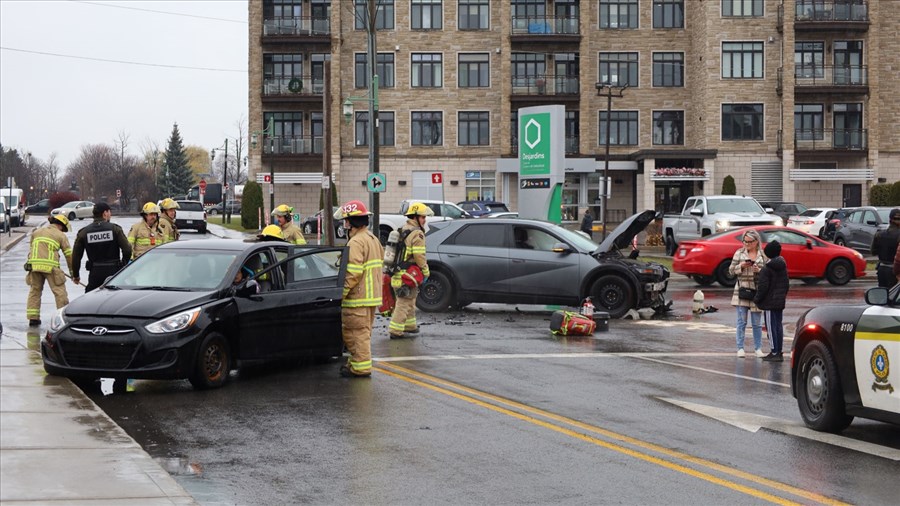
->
xmin=722 ymin=104 xmax=763 ymax=140
xmin=653 ymin=0 xmax=684 ymax=28
xmin=411 ymin=53 xmax=443 ymax=87
xmin=600 ymin=0 xmax=638 ymax=29
xmin=354 ymin=111 xmax=395 ymax=147
xmin=412 ymin=111 xmax=443 ymax=146
xmin=599 ymin=111 xmax=639 ymax=145
xmin=511 ymin=53 xmax=546 ymax=88
xmin=652 ymin=111 xmax=684 ymax=145
xmin=565 ymin=110 xmax=579 ymax=153
xmin=652 ymin=52 xmax=684 ymax=87
xmin=354 ymin=0 xmax=394 ymax=30
xmin=722 ymin=0 xmax=763 ymax=17
xmin=354 ymin=53 xmax=395 ymax=88
xmin=794 ymin=42 xmax=824 ymax=78
xmin=464 ymin=171 xmax=496 ymax=201
xmin=794 ymin=104 xmax=824 ymax=140
xmin=512 ymin=0 xmax=546 ymax=19
xmin=263 ymin=112 xmax=304 ymax=153
xmin=599 ymin=52 xmax=639 ymax=87
xmin=458 ymin=112 xmax=490 ymax=146
xmin=459 ymin=0 xmax=489 ymax=29
xmin=264 ymin=0 xmax=301 ymax=19
xmin=722 ymin=42 xmax=764 ymax=78
xmin=411 ymin=0 xmax=442 ymax=29
xmin=459 ymin=53 xmax=490 ymax=88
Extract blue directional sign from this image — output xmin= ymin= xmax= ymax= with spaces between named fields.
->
xmin=367 ymin=172 xmax=386 ymax=193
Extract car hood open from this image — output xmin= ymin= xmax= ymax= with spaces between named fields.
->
xmin=594 ymin=210 xmax=658 ymax=254
xmin=64 ymin=288 xmax=213 ymax=319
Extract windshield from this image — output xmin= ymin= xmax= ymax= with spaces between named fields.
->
xmin=60 ymin=201 xmax=78 ymax=208
xmin=877 ymin=209 xmax=892 ymax=222
xmin=108 ymin=249 xmax=239 ymax=290
xmin=707 ymin=198 xmax=765 ymax=214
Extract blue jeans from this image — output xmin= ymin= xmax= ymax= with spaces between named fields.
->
xmin=735 ymin=305 xmax=762 ymax=351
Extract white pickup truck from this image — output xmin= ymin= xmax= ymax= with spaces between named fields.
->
xmin=662 ymin=195 xmax=782 ymax=255
xmin=376 ymin=199 xmax=471 ymax=243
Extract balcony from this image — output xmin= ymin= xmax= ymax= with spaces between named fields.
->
xmin=262 ymin=135 xmax=324 ymax=156
xmin=510 ymin=74 xmax=580 ymax=102
xmin=779 ymin=129 xmax=868 ymax=157
xmin=510 ymin=15 xmax=580 ymax=42
xmin=262 ymin=16 xmax=331 ymax=43
xmin=778 ymin=66 xmax=869 ymax=95
xmin=261 ymin=77 xmax=324 ymax=103
xmin=511 ymin=135 xmax=579 ymax=155
xmin=778 ymin=1 xmax=869 ymax=32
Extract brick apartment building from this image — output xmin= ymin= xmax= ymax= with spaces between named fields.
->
xmin=247 ymin=0 xmax=899 ymax=227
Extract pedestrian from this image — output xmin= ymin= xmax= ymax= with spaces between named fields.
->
xmin=272 ymin=204 xmax=306 ymax=245
xmin=71 ymin=202 xmax=132 ymax=292
xmin=25 ymin=214 xmax=74 ymax=326
xmin=128 ymin=202 xmax=162 ymax=259
xmin=753 ymin=240 xmax=789 ymax=362
xmin=871 ymin=208 xmax=900 ymax=288
xmin=388 ymin=202 xmax=432 ymax=339
xmin=333 ymin=200 xmax=384 ymax=378
xmin=580 ymin=208 xmax=594 ymax=239
xmin=893 ymin=241 xmax=900 ymax=282
xmin=729 ymin=229 xmax=767 ymax=358
xmin=158 ymin=198 xmax=180 ymax=243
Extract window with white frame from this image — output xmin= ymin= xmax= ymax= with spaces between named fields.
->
xmin=458 ymin=112 xmax=489 ymax=146
xmin=599 ymin=111 xmax=639 ymax=145
xmin=653 ymin=0 xmax=684 ymax=28
xmin=354 ymin=0 xmax=394 ymax=29
xmin=354 ymin=111 xmax=395 ymax=147
xmin=459 ymin=53 xmax=490 ymax=87
xmin=599 ymin=52 xmax=639 ymax=87
xmin=354 ymin=53 xmax=395 ymax=88
xmin=412 ymin=53 xmax=443 ymax=87
xmin=464 ymin=171 xmax=496 ymax=201
xmin=722 ymin=0 xmax=763 ymax=17
xmin=652 ymin=111 xmax=684 ymax=145
xmin=721 ymin=104 xmax=764 ymax=140
xmin=459 ymin=0 xmax=489 ymax=29
xmin=722 ymin=41 xmax=764 ymax=78
xmin=412 ymin=111 xmax=443 ymax=146
xmin=652 ymin=52 xmax=683 ymax=87
xmin=411 ymin=0 xmax=442 ymax=29
xmin=600 ymin=0 xmax=639 ymax=28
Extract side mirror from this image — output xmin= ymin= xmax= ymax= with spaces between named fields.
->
xmin=551 ymin=242 xmax=574 ymax=254
xmin=806 ymin=239 xmax=813 ymax=250
xmin=865 ymin=287 xmax=889 ymax=306
xmin=235 ymin=279 xmax=260 ymax=297
xmin=690 ymin=209 xmax=703 ymax=217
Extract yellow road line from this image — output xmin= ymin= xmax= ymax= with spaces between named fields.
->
xmin=376 ymin=362 xmax=849 ymax=506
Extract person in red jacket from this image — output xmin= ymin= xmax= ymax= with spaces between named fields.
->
xmin=754 ymin=241 xmax=790 ymax=362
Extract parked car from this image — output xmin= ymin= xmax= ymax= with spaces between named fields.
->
xmin=832 ymin=206 xmax=894 ymax=253
xmin=301 ymin=207 xmax=346 ymax=239
xmin=786 ymin=207 xmax=837 ymax=237
xmin=457 ymin=200 xmax=511 ymax=217
xmin=41 ymin=240 xmax=348 ymax=389
xmin=820 ymin=207 xmax=854 ymax=241
xmin=208 ymin=200 xmax=241 ymax=215
xmin=0 ymin=201 xmax=8 ymax=233
xmin=50 ymin=200 xmax=94 ymax=221
xmin=672 ymin=225 xmax=866 ymax=287
xmin=758 ymin=201 xmax=808 ymax=223
xmin=25 ymin=198 xmax=51 ymax=215
xmin=173 ymin=200 xmax=208 ymax=234
xmin=483 ymin=212 xmax=519 ymax=219
xmin=417 ymin=210 xmax=670 ymax=318
xmin=791 ymin=285 xmax=900 ymax=432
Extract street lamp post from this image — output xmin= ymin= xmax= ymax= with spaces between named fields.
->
xmin=251 ymin=117 xmax=275 ymax=225
xmin=211 ymin=139 xmax=231 ymax=223
xmin=596 ymin=82 xmax=627 ymax=241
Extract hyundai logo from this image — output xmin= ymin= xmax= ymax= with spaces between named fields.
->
xmin=91 ymin=326 xmax=108 ymax=336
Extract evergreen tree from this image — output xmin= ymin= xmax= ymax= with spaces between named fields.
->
xmin=157 ymin=123 xmax=194 ymax=197
xmin=721 ymin=175 xmax=736 ymax=195
xmin=241 ymin=181 xmax=264 ymax=230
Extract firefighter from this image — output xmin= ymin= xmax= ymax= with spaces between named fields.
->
xmin=272 ymin=204 xmax=306 ymax=245
xmin=72 ymin=202 xmax=131 ymax=292
xmin=128 ymin=202 xmax=162 ymax=259
xmin=388 ymin=202 xmax=433 ymax=339
xmin=25 ymin=214 xmax=74 ymax=326
xmin=158 ymin=198 xmax=180 ymax=243
xmin=258 ymin=224 xmax=285 ymax=241
xmin=333 ymin=200 xmax=384 ymax=378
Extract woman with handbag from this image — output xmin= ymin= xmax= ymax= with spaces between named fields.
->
xmin=728 ymin=229 xmax=767 ymax=358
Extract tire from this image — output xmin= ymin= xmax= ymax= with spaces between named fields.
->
xmin=416 ymin=271 xmax=455 ymax=312
xmin=801 ymin=278 xmax=823 ymax=285
xmin=590 ymin=274 xmax=635 ymax=319
xmin=664 ymin=233 xmax=677 ymax=256
xmin=796 ymin=340 xmax=853 ymax=432
xmin=379 ymin=227 xmax=391 ymax=245
xmin=303 ymin=223 xmax=313 ymax=235
xmin=701 ymin=229 xmax=712 ymax=237
xmin=200 ymin=225 xmax=207 ymax=234
xmin=68 ymin=212 xmax=76 ymax=220
xmin=825 ymin=258 xmax=853 ymax=285
xmin=715 ymin=260 xmax=737 ymax=287
xmin=834 ymin=236 xmax=847 ymax=247
xmin=189 ymin=332 xmax=231 ymax=389
xmin=691 ymin=275 xmax=715 ymax=286
xmin=208 ymin=209 xmax=218 ymax=215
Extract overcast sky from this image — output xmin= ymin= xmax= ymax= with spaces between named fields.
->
xmin=0 ymin=0 xmax=248 ymax=169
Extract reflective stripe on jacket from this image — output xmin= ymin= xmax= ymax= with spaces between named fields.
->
xmin=391 ymin=220 xmax=429 ymax=288
xmin=343 ymin=227 xmax=384 ymax=307
xmin=282 ymin=223 xmax=307 ymax=245
xmin=27 ymin=227 xmax=73 ymax=273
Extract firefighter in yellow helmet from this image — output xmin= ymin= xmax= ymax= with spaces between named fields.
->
xmin=128 ymin=202 xmax=162 ymax=259
xmin=333 ymin=200 xmax=384 ymax=378
xmin=272 ymin=204 xmax=306 ymax=245
xmin=25 ymin=214 xmax=74 ymax=326
xmin=158 ymin=198 xmax=180 ymax=243
xmin=388 ymin=202 xmax=433 ymax=339
xmin=257 ymin=224 xmax=285 ymax=241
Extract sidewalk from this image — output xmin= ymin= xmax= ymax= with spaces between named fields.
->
xmin=0 ymin=225 xmax=197 ymax=504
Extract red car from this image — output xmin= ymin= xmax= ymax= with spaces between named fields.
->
xmin=672 ymin=226 xmax=867 ymax=287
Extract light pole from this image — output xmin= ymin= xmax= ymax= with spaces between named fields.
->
xmin=251 ymin=117 xmax=275 ymax=224
xmin=211 ymin=139 xmax=231 ymax=223
xmin=596 ymin=82 xmax=627 ymax=241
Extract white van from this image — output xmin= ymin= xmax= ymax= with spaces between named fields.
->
xmin=0 ymin=187 xmax=25 ymax=227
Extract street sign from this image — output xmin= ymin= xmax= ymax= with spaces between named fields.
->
xmin=263 ymin=174 xmax=272 ymax=183
xmin=431 ymin=172 xmax=443 ymax=184
xmin=321 ymin=176 xmax=330 ymax=189
xmin=115 ymin=189 xmax=121 ymax=198
xmin=200 ymin=187 xmax=206 ymax=196
xmin=199 ymin=179 xmax=207 ymax=191
xmin=366 ymin=173 xmax=386 ymax=193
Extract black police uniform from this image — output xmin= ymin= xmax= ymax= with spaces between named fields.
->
xmin=872 ymin=222 xmax=900 ymax=288
xmin=72 ymin=219 xmax=132 ymax=292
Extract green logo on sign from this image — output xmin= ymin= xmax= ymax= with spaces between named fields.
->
xmin=519 ymin=113 xmax=551 ymax=176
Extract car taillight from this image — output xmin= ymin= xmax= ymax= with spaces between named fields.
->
xmin=804 ymin=219 xmax=814 ymax=225
xmin=203 ymin=212 xmax=207 ymax=219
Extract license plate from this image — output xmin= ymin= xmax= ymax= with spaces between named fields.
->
xmin=646 ymin=281 xmax=667 ymax=292
xmin=678 ymin=249 xmax=686 ymax=257
xmin=185 ymin=220 xmax=193 ymax=224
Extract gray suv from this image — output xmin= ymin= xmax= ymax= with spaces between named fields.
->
xmin=833 ymin=207 xmax=894 ymax=253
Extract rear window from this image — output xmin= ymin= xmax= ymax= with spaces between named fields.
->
xmin=177 ymin=201 xmax=204 ymax=212
xmin=486 ymin=204 xmax=509 ymax=213
xmin=799 ymin=209 xmax=821 ymax=217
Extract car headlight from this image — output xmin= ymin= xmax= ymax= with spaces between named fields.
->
xmin=145 ymin=307 xmax=201 ymax=334
xmin=774 ymin=218 xmax=784 ymax=226
xmin=49 ymin=307 xmax=67 ymax=332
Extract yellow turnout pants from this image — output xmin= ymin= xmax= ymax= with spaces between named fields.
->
xmin=26 ymin=269 xmax=68 ymax=321
xmin=342 ymin=306 xmax=375 ymax=376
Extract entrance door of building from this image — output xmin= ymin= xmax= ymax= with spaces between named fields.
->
xmin=842 ymin=184 xmax=861 ymax=207
xmin=655 ymin=181 xmax=693 ymax=214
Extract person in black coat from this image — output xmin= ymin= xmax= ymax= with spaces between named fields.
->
xmin=754 ymin=240 xmax=790 ymax=361
xmin=580 ymin=208 xmax=594 ymax=239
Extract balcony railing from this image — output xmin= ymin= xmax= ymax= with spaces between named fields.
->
xmin=793 ymin=129 xmax=868 ymax=151
xmin=795 ymin=0 xmax=868 ymax=22
xmin=794 ymin=65 xmax=868 ymax=86
xmin=263 ymin=135 xmax=324 ymax=155
xmin=510 ymin=15 xmax=579 ymax=35
xmin=511 ymin=135 xmax=579 ymax=155
xmin=263 ymin=16 xmax=330 ymax=36
xmin=263 ymin=77 xmax=324 ymax=96
xmin=511 ymin=74 xmax=580 ymax=96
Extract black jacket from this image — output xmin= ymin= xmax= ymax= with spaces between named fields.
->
xmin=754 ymin=256 xmax=789 ymax=311
xmin=872 ymin=226 xmax=900 ymax=263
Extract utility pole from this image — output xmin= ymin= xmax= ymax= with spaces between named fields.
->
xmin=323 ymin=63 xmax=334 ymax=245
xmin=366 ymin=0 xmax=380 ymax=236
xmin=596 ymin=83 xmax=627 ymax=241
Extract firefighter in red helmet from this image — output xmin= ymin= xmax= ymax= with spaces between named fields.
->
xmin=388 ymin=202 xmax=432 ymax=338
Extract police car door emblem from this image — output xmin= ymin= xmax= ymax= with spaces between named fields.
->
xmin=870 ymin=345 xmax=893 ymax=393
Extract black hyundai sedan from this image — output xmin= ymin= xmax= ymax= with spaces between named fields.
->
xmin=42 ymin=240 xmax=347 ymax=389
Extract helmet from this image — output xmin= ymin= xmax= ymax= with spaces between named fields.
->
xmin=333 ymin=200 xmax=371 ymax=220
xmin=258 ymin=224 xmax=284 ymax=240
xmin=141 ymin=202 xmax=161 ymax=215
xmin=49 ymin=214 xmax=69 ymax=232
xmin=405 ymin=202 xmax=435 ymax=217
xmin=272 ymin=204 xmax=293 ymax=218
xmin=160 ymin=198 xmax=180 ymax=210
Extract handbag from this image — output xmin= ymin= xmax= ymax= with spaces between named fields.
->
xmin=738 ymin=287 xmax=757 ymax=301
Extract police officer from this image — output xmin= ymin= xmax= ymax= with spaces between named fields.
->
xmin=25 ymin=214 xmax=74 ymax=326
xmin=333 ymin=200 xmax=384 ymax=378
xmin=158 ymin=198 xmax=180 ymax=243
xmin=388 ymin=202 xmax=432 ymax=339
xmin=72 ymin=202 xmax=131 ymax=292
xmin=128 ymin=202 xmax=162 ymax=259
xmin=871 ymin=208 xmax=900 ymax=288
xmin=272 ymin=204 xmax=306 ymax=245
